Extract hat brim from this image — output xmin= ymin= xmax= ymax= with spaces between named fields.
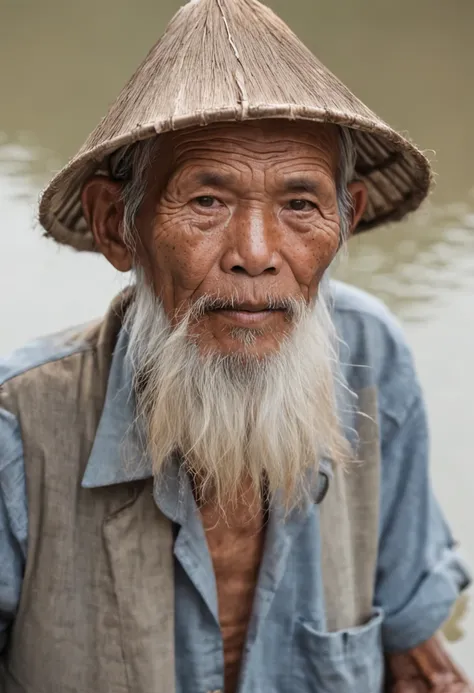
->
xmin=38 ymin=0 xmax=432 ymax=252
xmin=39 ymin=105 xmax=431 ymax=253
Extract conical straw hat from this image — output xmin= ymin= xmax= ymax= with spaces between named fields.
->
xmin=39 ymin=0 xmax=432 ymax=252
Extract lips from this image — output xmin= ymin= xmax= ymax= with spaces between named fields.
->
xmin=209 ymin=304 xmax=285 ymax=327
xmin=222 ymin=303 xmax=273 ymax=312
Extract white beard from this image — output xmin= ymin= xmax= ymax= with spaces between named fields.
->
xmin=125 ymin=269 xmax=351 ymax=512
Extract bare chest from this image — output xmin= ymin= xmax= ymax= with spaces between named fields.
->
xmin=200 ymin=491 xmax=266 ymax=693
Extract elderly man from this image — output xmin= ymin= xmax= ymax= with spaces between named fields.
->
xmin=0 ymin=0 xmax=471 ymax=691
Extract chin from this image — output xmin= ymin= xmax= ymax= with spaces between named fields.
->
xmin=200 ymin=331 xmax=287 ymax=360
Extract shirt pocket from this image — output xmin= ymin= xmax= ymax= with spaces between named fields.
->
xmin=292 ymin=608 xmax=384 ymax=693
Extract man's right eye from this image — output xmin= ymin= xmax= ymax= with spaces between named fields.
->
xmin=193 ymin=196 xmax=217 ymax=208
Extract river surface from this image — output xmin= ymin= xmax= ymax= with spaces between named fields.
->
xmin=1 ymin=0 xmax=473 ymax=672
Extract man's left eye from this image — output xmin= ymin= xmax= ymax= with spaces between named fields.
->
xmin=193 ymin=196 xmax=218 ymax=208
xmin=288 ymin=199 xmax=316 ymax=211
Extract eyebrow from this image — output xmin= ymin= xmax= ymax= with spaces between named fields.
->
xmin=187 ymin=171 xmax=322 ymax=195
xmin=194 ymin=171 xmax=234 ymax=188
xmin=281 ymin=178 xmax=320 ymax=195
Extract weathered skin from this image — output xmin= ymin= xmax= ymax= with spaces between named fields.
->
xmin=82 ymin=120 xmax=366 ymax=357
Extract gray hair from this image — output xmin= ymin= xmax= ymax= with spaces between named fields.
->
xmin=337 ymin=127 xmax=357 ymax=242
xmin=109 ymin=126 xmax=358 ymax=250
xmin=125 ymin=265 xmax=351 ymax=511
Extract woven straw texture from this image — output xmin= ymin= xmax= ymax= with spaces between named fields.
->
xmin=39 ymin=0 xmax=432 ymax=252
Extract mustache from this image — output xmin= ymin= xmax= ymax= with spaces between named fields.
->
xmin=187 ymin=293 xmax=308 ymax=321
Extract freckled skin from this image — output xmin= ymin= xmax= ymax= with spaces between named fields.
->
xmin=83 ymin=120 xmax=367 ymax=357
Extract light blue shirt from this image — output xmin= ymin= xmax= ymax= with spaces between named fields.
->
xmin=0 ymin=281 xmax=470 ymax=692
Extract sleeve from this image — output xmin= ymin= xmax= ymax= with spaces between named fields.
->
xmin=0 ymin=406 xmax=27 ymax=653
xmin=375 ymin=388 xmax=471 ymax=653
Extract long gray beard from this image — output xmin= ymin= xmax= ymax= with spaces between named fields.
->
xmin=125 ymin=270 xmax=351 ymax=512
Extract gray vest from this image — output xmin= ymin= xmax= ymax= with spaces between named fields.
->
xmin=0 ymin=295 xmax=380 ymax=693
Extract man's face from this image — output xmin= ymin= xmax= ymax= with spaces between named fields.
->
xmin=85 ymin=120 xmax=365 ymax=358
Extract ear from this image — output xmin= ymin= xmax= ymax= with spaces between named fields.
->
xmin=347 ymin=181 xmax=368 ymax=235
xmin=81 ymin=177 xmax=133 ymax=272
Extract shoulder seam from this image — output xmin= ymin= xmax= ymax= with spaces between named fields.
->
xmin=0 ymin=343 xmax=95 ymax=389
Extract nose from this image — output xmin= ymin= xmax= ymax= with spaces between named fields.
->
xmin=220 ymin=207 xmax=283 ymax=277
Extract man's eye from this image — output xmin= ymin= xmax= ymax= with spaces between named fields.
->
xmin=288 ymin=199 xmax=316 ymax=211
xmin=194 ymin=196 xmax=217 ymax=208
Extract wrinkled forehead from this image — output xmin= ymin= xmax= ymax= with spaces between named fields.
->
xmin=160 ymin=119 xmax=341 ymax=175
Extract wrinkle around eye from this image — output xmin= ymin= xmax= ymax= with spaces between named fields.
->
xmin=279 ymin=204 xmax=320 ymax=229
xmin=172 ymin=204 xmax=231 ymax=234
xmin=279 ymin=211 xmax=341 ymax=242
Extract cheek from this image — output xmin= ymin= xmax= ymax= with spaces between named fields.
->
xmin=286 ymin=222 xmax=340 ymax=290
xmin=144 ymin=212 xmax=223 ymax=296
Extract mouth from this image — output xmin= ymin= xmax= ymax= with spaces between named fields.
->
xmin=213 ymin=308 xmax=284 ymax=326
xmin=207 ymin=302 xmax=288 ymax=328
